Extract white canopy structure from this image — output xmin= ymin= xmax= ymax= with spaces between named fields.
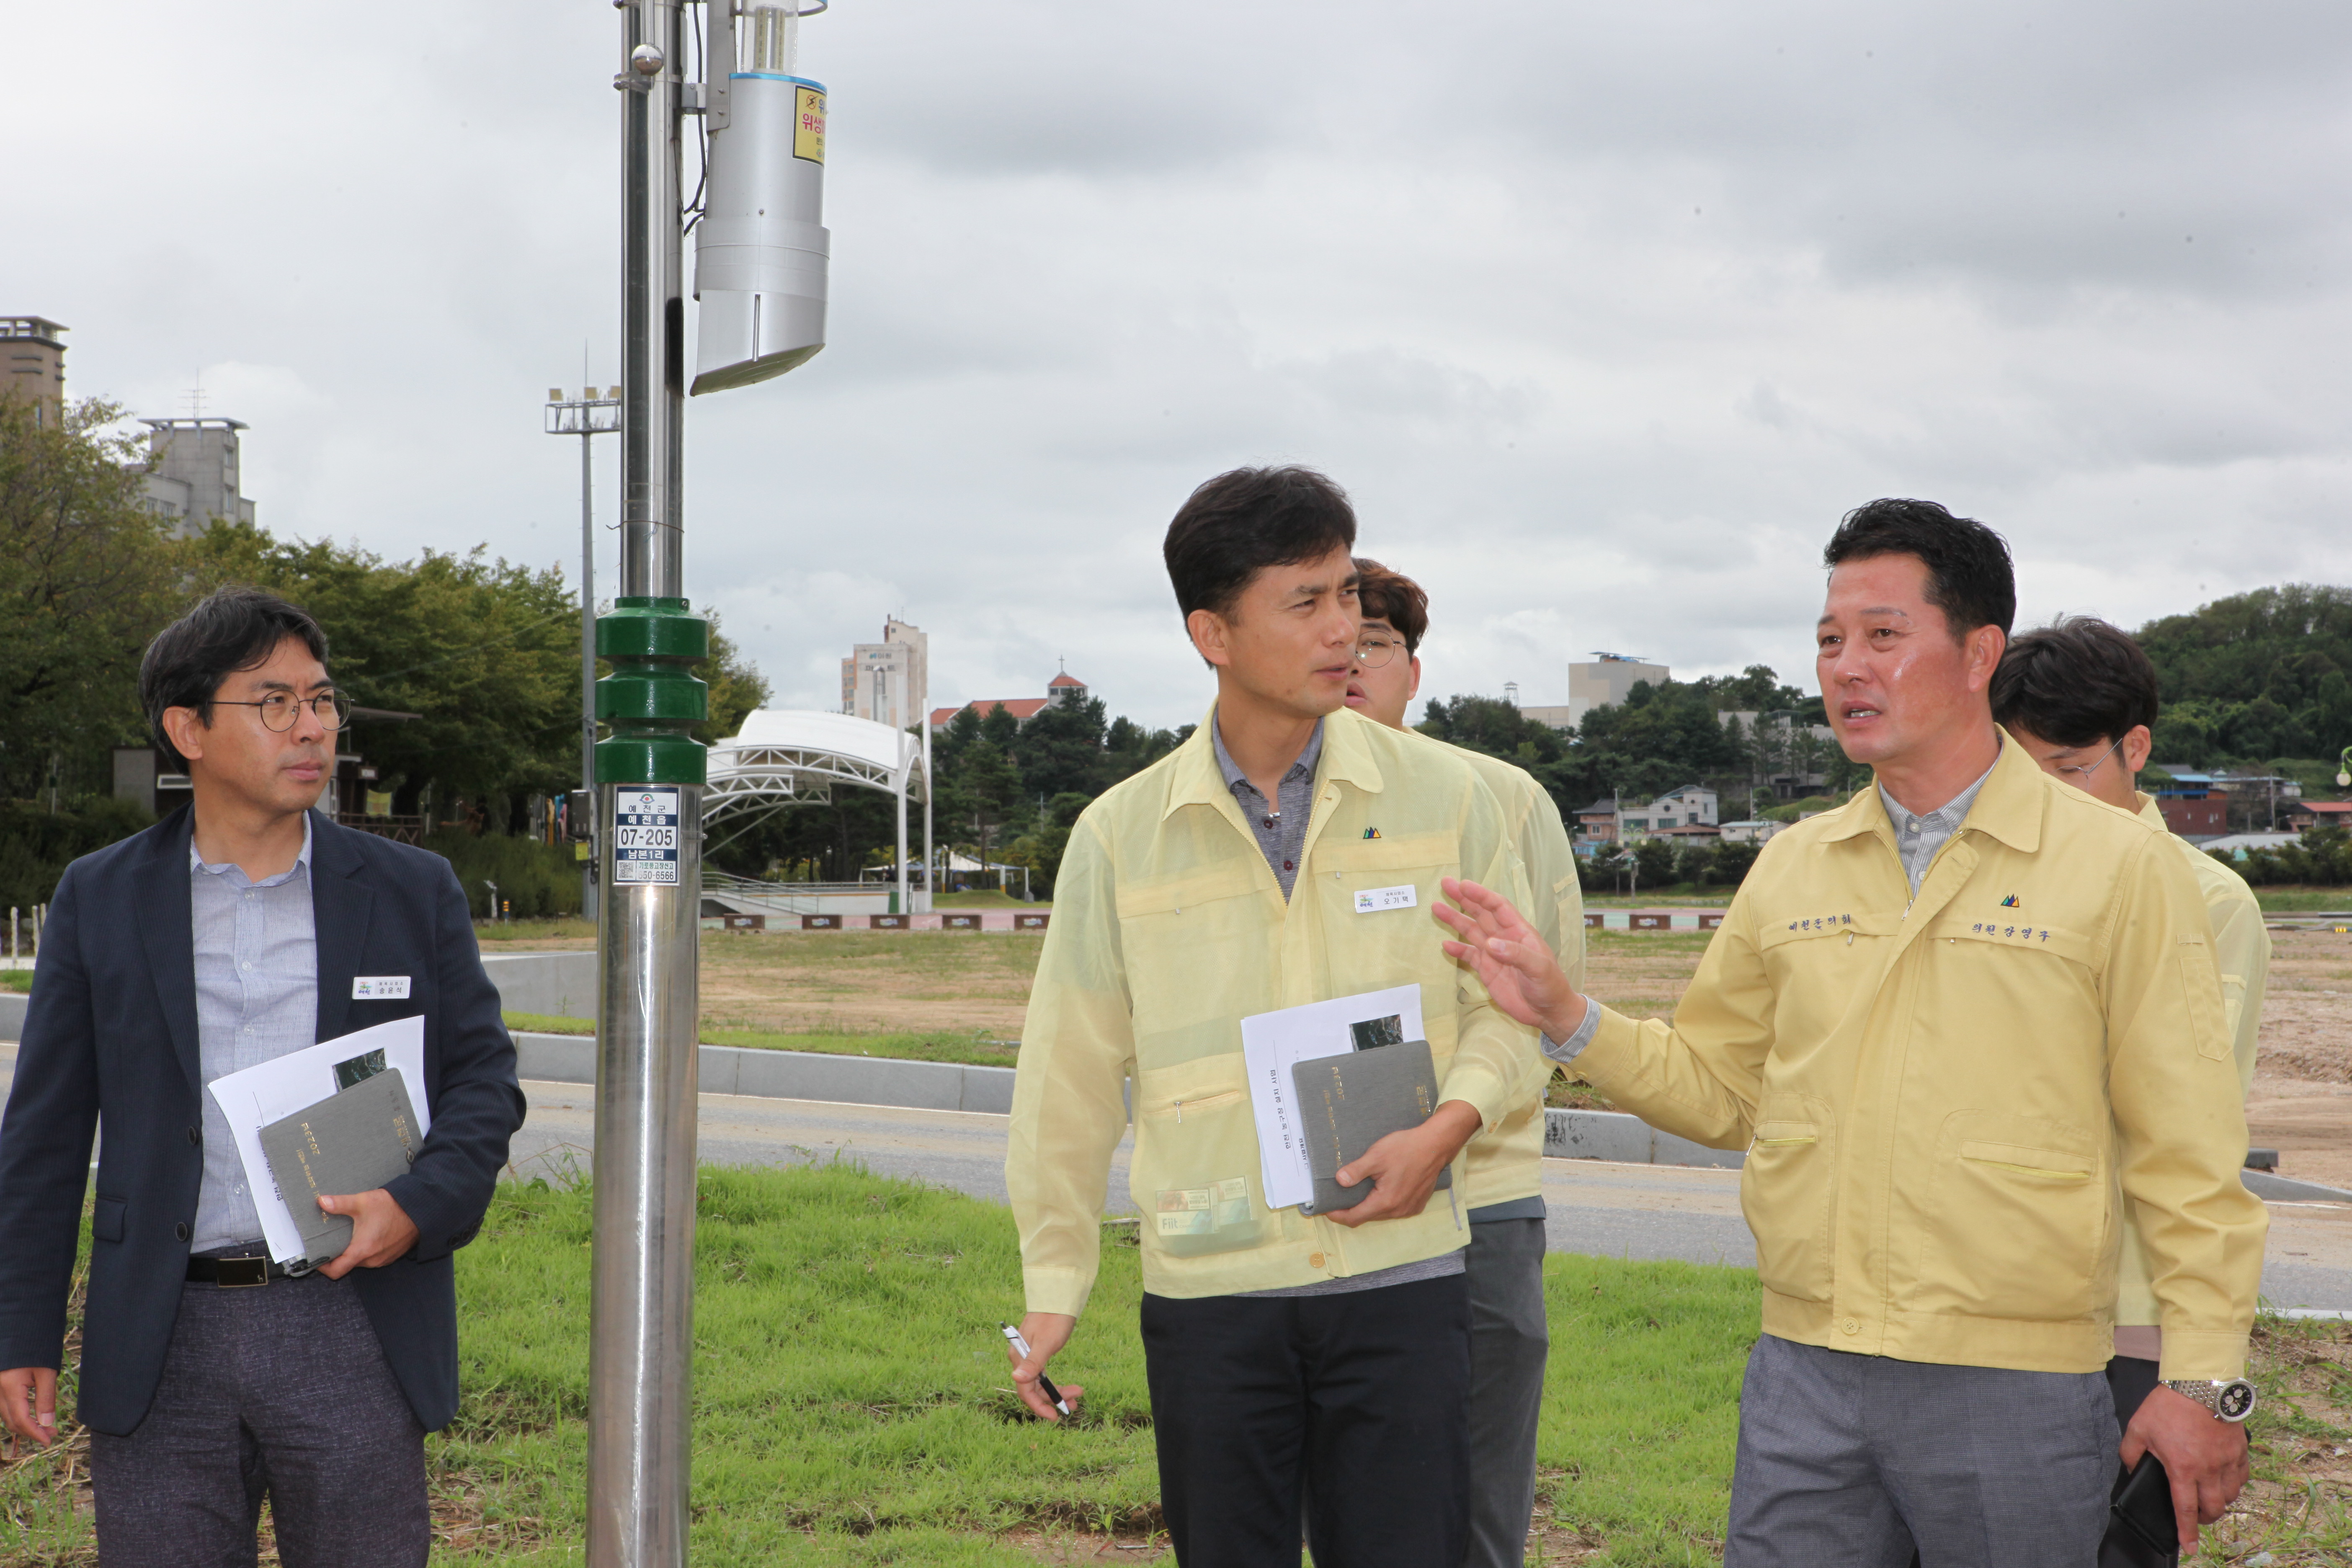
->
xmin=704 ymin=709 xmax=931 ymax=908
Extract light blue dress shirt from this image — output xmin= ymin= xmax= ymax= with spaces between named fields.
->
xmin=189 ymin=814 xmax=319 ymax=1252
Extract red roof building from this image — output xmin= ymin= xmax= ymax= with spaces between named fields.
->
xmin=929 ymin=670 xmax=1088 ymax=732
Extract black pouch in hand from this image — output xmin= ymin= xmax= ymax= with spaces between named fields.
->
xmin=2104 ymin=1453 xmax=2180 ymax=1565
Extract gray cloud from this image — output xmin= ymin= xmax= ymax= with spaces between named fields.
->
xmin=8 ymin=0 xmax=2352 ymax=732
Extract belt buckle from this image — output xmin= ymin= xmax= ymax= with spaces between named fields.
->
xmin=216 ymin=1256 xmax=270 ymax=1288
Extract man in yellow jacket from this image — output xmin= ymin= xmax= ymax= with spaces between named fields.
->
xmin=1991 ymin=613 xmax=2272 ymax=1565
xmin=1005 ymin=466 xmax=1543 ymax=1567
xmin=1345 ymin=557 xmax=1584 ymax=1568
xmin=1436 ymin=499 xmax=2266 ymax=1568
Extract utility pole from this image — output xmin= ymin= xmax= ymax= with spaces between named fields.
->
xmin=546 ymin=377 xmax=622 ymax=921
xmin=590 ymin=3 xmax=830 ymax=1564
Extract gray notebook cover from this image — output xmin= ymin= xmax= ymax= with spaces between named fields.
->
xmin=1290 ymin=1040 xmax=1453 ymax=1215
xmin=259 ymin=1068 xmax=423 ymax=1266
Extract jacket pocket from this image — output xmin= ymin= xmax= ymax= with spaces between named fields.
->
xmin=1740 ymin=1094 xmax=1836 ymax=1303
xmin=1135 ymin=1060 xmax=1266 ymax=1259
xmin=92 ymin=1195 xmax=126 ymax=1244
xmin=2175 ymin=939 xmax=2231 ymax=1064
xmin=1911 ymin=1117 xmax=2104 ymax=1322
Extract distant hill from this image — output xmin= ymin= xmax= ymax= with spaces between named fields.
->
xmin=2134 ymin=584 xmax=2352 ymax=769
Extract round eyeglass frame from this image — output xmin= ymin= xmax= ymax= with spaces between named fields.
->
xmin=214 ymin=691 xmax=352 ymax=733
xmin=1353 ymin=634 xmax=1405 ymax=670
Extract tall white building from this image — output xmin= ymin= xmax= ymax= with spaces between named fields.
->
xmin=1522 ymin=653 xmax=1672 ymax=731
xmin=840 ymin=618 xmax=927 ymax=730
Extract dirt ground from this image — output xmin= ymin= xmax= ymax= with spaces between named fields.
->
xmin=696 ymin=930 xmax=1044 ymax=1038
xmin=2249 ymin=928 xmax=2352 ymax=1191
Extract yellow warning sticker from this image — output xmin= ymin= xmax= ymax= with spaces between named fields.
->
xmin=794 ymin=86 xmax=826 ymax=163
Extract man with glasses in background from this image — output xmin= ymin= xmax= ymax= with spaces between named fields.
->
xmin=0 ymin=587 xmax=524 ymax=1567
xmin=1346 ymin=558 xmax=1583 ymax=1568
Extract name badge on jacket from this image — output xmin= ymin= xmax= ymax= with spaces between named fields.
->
xmin=352 ymin=976 xmax=413 ymax=1000
xmin=1354 ymin=885 xmax=1417 ymax=914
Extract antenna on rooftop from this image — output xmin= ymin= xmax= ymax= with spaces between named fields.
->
xmin=183 ymin=386 xmax=209 ymax=419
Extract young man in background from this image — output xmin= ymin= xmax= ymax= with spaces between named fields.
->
xmin=1993 ymin=614 xmax=2272 ymax=1568
xmin=1348 ymin=557 xmax=1583 ymax=1568
xmin=1003 ymin=467 xmax=1543 ymax=1566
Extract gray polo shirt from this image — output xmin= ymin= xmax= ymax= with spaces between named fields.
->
xmin=1211 ymin=717 xmax=1323 ymax=900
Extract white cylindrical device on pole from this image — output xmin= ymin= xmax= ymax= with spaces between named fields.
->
xmin=693 ymin=3 xmax=828 ymax=394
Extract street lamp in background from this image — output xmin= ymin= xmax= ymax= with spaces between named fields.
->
xmin=546 ymin=382 xmax=622 ymax=920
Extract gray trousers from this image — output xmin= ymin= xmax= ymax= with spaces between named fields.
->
xmin=1464 ymin=1217 xmax=1549 ymax=1568
xmin=89 ymin=1270 xmax=430 ymax=1568
xmin=1727 ymin=1333 xmax=2115 ymax=1568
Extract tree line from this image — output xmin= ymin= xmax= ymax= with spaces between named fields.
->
xmin=0 ymin=393 xmax=765 ymax=907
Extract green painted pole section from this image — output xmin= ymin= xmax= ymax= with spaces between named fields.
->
xmin=595 ymin=596 xmax=711 ymax=785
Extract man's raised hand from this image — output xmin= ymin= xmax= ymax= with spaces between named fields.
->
xmin=1435 ymin=877 xmax=1586 ymax=1042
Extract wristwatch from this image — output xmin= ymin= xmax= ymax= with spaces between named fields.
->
xmin=2163 ymin=1377 xmax=2258 ymax=1423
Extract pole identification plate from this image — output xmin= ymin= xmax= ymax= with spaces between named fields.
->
xmin=612 ymin=789 xmax=681 ymax=885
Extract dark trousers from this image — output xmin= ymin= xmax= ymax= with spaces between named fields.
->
xmin=1141 ymin=1272 xmax=1471 ymax=1568
xmin=89 ymin=1270 xmax=430 ymax=1568
xmin=2098 ymin=1357 xmax=2176 ymax=1568
xmin=1464 ymin=1219 xmax=1548 ymax=1568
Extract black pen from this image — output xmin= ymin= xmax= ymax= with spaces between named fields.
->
xmin=1001 ymin=1323 xmax=1070 ymax=1416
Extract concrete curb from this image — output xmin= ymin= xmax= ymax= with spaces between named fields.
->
xmin=1540 ymin=1106 xmax=1747 ymax=1169
xmin=0 ymin=994 xmax=23 ymax=1039
xmin=513 ymin=1032 xmax=1016 ymax=1116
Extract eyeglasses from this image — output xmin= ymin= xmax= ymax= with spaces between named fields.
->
xmin=1353 ymin=634 xmax=1406 ymax=670
xmin=214 ymin=691 xmax=351 ymax=733
xmin=2054 ymin=735 xmax=2126 ymax=780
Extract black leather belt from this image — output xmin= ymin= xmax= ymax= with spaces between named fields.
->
xmin=185 ymin=1254 xmax=299 ymax=1287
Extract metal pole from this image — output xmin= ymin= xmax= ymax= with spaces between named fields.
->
xmin=582 ymin=417 xmax=599 ymax=923
xmin=590 ymin=3 xmax=707 ymax=1565
xmin=889 ymin=668 xmax=908 ymax=912
xmin=921 ymin=716 xmax=933 ymax=915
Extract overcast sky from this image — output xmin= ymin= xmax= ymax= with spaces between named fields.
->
xmin=13 ymin=2 xmax=2352 ymax=730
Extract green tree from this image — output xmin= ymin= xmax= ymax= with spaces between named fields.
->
xmin=0 ymin=395 xmax=186 ymax=802
xmin=1011 ymin=695 xmax=1109 ymax=799
xmin=188 ymin=524 xmax=580 ymax=818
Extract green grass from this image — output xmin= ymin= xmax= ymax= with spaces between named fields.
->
xmin=2 ymin=968 xmax=31 ymax=993
xmin=19 ymin=1163 xmax=2342 ymax=1563
xmin=477 ymin=918 xmax=597 ymax=944
xmin=0 ymin=1167 xmax=1758 ymax=1564
xmin=2256 ymin=887 xmax=2352 ymax=913
xmin=501 ymin=1014 xmax=1024 ymax=1069
xmin=444 ymin=1168 xmax=1754 ymax=1565
xmin=930 ymin=891 xmax=1048 ymax=910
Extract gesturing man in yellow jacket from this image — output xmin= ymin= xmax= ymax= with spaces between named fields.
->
xmin=1436 ymin=499 xmax=2266 ymax=1568
xmin=1004 ymin=466 xmax=1542 ymax=1568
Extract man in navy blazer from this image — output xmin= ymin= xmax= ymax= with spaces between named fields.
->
xmin=0 ymin=587 xmax=526 ymax=1567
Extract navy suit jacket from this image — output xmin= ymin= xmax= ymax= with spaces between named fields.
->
xmin=0 ymin=806 xmax=526 ymax=1434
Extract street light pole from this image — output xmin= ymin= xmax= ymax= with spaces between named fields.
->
xmin=590 ymin=5 xmax=706 ymax=1565
xmin=545 ymin=381 xmax=622 ymax=921
xmin=585 ymin=3 xmax=829 ymax=1553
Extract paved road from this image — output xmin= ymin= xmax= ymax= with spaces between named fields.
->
xmin=510 ymin=1078 xmax=2352 ymax=1309
xmin=5 ymin=1045 xmax=2340 ymax=1308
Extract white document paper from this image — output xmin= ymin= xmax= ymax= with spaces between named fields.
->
xmin=1240 ymin=984 xmax=1426 ymax=1210
xmin=204 ymin=1016 xmax=430 ymax=1266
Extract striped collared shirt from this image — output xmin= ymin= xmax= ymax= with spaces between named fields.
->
xmin=190 ymin=814 xmax=319 ymax=1251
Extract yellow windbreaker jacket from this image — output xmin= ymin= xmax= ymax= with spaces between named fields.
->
xmin=2113 ymin=792 xmax=2271 ymax=1328
xmin=1007 ymin=705 xmax=1541 ymax=1317
xmin=1571 ymin=740 xmax=2267 ymax=1380
xmin=1434 ymin=739 xmax=1586 ymax=1211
